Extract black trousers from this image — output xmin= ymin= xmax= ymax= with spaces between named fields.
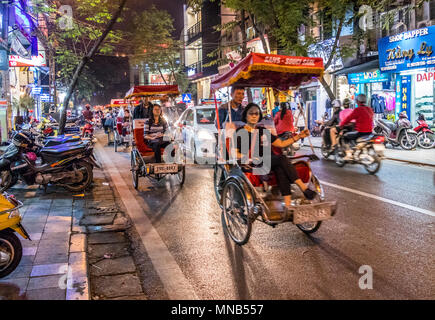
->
xmin=271 ymin=154 xmax=299 ymax=196
xmin=149 ymin=141 xmax=170 ymax=163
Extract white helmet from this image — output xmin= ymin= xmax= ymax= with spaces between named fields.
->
xmin=332 ymin=99 xmax=341 ymax=109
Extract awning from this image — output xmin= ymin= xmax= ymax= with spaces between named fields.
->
xmin=125 ymin=85 xmax=180 ymax=99
xmin=332 ymin=58 xmax=379 ymax=75
xmin=210 ymin=52 xmax=324 ymax=91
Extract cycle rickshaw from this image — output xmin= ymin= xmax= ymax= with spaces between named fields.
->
xmin=211 ymin=52 xmax=337 ymax=245
xmin=125 ymin=85 xmax=186 ymax=190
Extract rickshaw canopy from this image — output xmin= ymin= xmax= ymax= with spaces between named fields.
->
xmin=125 ymin=85 xmax=180 ymax=99
xmin=210 ymin=52 xmax=324 ymax=91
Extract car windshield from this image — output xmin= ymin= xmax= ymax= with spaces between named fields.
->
xmin=196 ymin=109 xmax=215 ymax=124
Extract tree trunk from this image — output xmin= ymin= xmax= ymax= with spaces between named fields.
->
xmin=319 ymin=76 xmax=335 ymax=100
xmin=59 ymin=0 xmax=128 ymax=134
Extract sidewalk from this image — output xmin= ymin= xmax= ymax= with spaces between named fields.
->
xmin=0 ymin=185 xmax=88 ymax=300
xmin=304 ymin=137 xmax=435 ymax=167
xmin=0 ymin=140 xmax=146 ymax=300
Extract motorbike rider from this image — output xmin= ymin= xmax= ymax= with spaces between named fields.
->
xmin=323 ymin=100 xmax=341 ymax=149
xmin=235 ymin=103 xmax=316 ymax=219
xmin=339 ymin=94 xmax=374 ymax=161
xmin=83 ymin=104 xmax=93 ymax=122
xmin=329 ymin=98 xmax=353 ymax=150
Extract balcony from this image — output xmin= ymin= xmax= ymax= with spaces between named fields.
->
xmin=187 ymin=21 xmax=202 ymax=44
xmin=187 ymin=61 xmax=203 ymax=78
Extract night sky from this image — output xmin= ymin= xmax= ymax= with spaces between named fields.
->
xmin=127 ymin=0 xmax=185 ymax=37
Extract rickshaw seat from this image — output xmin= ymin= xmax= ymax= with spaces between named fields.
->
xmin=133 ymin=120 xmax=165 ymax=157
xmin=242 ymin=160 xmax=311 ymax=187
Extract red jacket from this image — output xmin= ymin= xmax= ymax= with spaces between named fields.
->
xmin=341 ymin=105 xmax=374 ymax=133
xmin=274 ymin=110 xmax=295 ymax=135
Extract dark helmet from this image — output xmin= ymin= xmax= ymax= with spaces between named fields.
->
xmin=343 ymin=98 xmax=351 ymax=108
xmin=418 ymin=113 xmax=425 ymax=121
xmin=12 ymin=132 xmax=32 ymax=148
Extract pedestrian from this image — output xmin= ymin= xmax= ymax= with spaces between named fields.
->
xmin=272 ymin=101 xmax=280 ymax=118
xmin=104 ymin=110 xmax=115 ymax=145
xmin=274 ymin=102 xmax=295 ymax=136
xmin=293 ymin=102 xmax=306 ymax=144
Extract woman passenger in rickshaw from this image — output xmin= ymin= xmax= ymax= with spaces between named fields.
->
xmin=235 ymin=103 xmax=317 ymax=213
xmin=145 ymin=104 xmax=170 ymax=163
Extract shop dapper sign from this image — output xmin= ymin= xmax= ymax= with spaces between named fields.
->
xmin=378 ymin=26 xmax=435 ymax=73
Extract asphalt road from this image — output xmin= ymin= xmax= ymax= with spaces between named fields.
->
xmin=96 ymin=137 xmax=435 ymax=300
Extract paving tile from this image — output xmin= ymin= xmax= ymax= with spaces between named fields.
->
xmin=21 ymin=239 xmax=37 ymax=247
xmin=44 ymin=223 xmax=71 ymax=233
xmin=48 ymin=210 xmax=72 ymax=217
xmin=46 ymin=216 xmax=72 ymax=224
xmin=23 ymin=247 xmax=37 ymax=256
xmin=70 ymin=234 xmax=86 ymax=253
xmin=66 ymin=277 xmax=89 ymax=300
xmin=0 ymin=278 xmax=29 ymax=299
xmin=41 ymin=232 xmax=71 ymax=241
xmin=90 ymin=256 xmax=136 ymax=277
xmin=72 ymin=226 xmax=87 ymax=234
xmin=19 ymin=255 xmax=35 ymax=266
xmin=33 ymin=252 xmax=69 ymax=265
xmin=92 ymin=274 xmax=143 ymax=298
xmin=1 ymin=265 xmax=32 ymax=280
xmin=80 ymin=214 xmax=116 ymax=226
xmin=31 ymin=263 xmax=68 ymax=277
xmin=28 ymin=233 xmax=42 ymax=241
xmin=88 ymin=232 xmax=126 ymax=244
xmin=27 ymin=275 xmax=64 ymax=291
xmin=22 ymin=216 xmax=48 ymax=224
xmin=88 ymin=243 xmax=129 ymax=264
xmin=26 ymin=288 xmax=66 ymax=300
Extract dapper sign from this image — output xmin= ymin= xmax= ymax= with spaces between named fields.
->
xmin=416 ymin=72 xmax=435 ymax=81
xmin=378 ymin=26 xmax=435 ymax=73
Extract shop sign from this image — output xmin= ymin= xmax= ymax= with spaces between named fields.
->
xmin=416 ymin=71 xmax=435 ymax=81
xmin=348 ymin=70 xmax=389 ymax=84
xmin=9 ymin=52 xmax=46 ymax=67
xmin=396 ymin=75 xmax=411 ymax=117
xmin=379 ymin=26 xmax=435 ymax=73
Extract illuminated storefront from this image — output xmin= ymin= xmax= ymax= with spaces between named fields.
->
xmin=378 ymin=26 xmax=435 ymax=127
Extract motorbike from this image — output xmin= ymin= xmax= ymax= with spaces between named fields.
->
xmin=0 ymin=192 xmax=30 ymax=278
xmin=0 ymin=133 xmax=96 ymax=192
xmin=414 ymin=119 xmax=435 ymax=149
xmin=374 ymin=117 xmax=418 ymax=150
xmin=82 ymin=120 xmax=94 ymax=139
xmin=334 ymin=130 xmax=385 ymax=174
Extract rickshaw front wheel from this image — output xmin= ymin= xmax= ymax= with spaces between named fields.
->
xmin=175 ymin=166 xmax=185 ymax=186
xmin=222 ymin=179 xmax=252 ymax=246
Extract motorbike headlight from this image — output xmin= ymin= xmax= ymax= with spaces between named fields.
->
xmin=8 ymin=210 xmax=20 ymax=219
xmin=197 ymin=129 xmax=215 ymax=141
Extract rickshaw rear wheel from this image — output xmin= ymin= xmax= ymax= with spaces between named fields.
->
xmin=131 ymin=150 xmax=139 ymax=190
xmin=222 ymin=179 xmax=252 ymax=246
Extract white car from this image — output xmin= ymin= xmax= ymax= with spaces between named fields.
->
xmin=176 ymin=105 xmax=218 ymax=163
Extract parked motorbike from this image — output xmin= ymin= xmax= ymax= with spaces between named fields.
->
xmin=0 ymin=132 xmax=95 ymax=192
xmin=334 ymin=130 xmax=385 ymax=174
xmin=374 ymin=113 xmax=418 ymax=150
xmin=414 ymin=117 xmax=435 ymax=149
xmin=0 ymin=192 xmax=30 ymax=278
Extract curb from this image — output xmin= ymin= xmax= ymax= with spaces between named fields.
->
xmin=304 ymin=145 xmax=435 ymax=168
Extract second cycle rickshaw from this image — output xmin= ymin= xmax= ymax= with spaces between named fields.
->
xmin=125 ymin=85 xmax=186 ymax=190
xmin=211 ymin=52 xmax=337 ymax=245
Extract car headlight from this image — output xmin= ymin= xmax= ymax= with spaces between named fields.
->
xmin=197 ymin=130 xmax=215 ymax=140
